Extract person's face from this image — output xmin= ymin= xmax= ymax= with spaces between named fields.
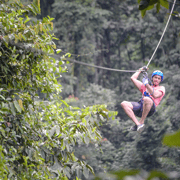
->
xmin=152 ymin=75 xmax=161 ymax=86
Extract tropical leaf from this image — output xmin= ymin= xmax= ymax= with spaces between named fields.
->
xmin=110 ymin=170 xmax=140 ymax=179
xmin=160 ymin=0 xmax=169 ymax=9
xmin=156 ymin=1 xmax=160 ymax=13
xmin=61 ymin=100 xmax=69 ymax=107
xmin=163 ymin=130 xmax=180 ymax=147
xmin=13 ymin=100 xmax=22 ymax=113
xmin=147 ymin=170 xmax=168 ymax=180
xmin=18 ymin=99 xmax=24 ymax=111
xmin=9 ymin=102 xmax=16 ymax=116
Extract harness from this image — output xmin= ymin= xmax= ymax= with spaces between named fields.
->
xmin=139 ymin=83 xmax=156 ymax=114
xmin=141 ymin=67 xmax=155 ymax=97
xmin=139 ymin=68 xmax=156 ymax=114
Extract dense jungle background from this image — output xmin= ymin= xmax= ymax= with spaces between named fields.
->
xmin=1 ymin=0 xmax=180 ymax=179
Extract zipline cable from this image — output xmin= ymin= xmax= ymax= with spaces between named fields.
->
xmin=65 ymin=58 xmax=137 ymax=72
xmin=52 ymin=54 xmax=137 ymax=72
xmin=146 ymin=0 xmax=176 ymax=68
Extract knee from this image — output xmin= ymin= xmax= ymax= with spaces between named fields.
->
xmin=121 ymin=101 xmax=128 ymax=108
xmin=143 ymin=97 xmax=153 ymax=105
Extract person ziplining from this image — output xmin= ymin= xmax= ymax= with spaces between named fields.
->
xmin=121 ymin=68 xmax=165 ymax=133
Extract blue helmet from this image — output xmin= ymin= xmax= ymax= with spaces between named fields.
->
xmin=151 ymin=70 xmax=163 ymax=82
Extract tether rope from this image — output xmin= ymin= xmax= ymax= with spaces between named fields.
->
xmin=146 ymin=0 xmax=176 ymax=68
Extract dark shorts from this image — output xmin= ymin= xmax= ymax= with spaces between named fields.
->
xmin=131 ymin=98 xmax=156 ymax=118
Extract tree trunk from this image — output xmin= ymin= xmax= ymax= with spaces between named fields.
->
xmin=73 ymin=33 xmax=80 ymax=97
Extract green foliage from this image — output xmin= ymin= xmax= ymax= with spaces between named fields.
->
xmin=147 ymin=170 xmax=169 ymax=180
xmin=0 ymin=0 xmax=117 ymax=179
xmin=94 ymin=169 xmax=170 ymax=180
xmin=138 ymin=0 xmax=169 ymax=17
xmin=110 ymin=169 xmax=140 ymax=179
xmin=163 ymin=130 xmax=180 ymax=147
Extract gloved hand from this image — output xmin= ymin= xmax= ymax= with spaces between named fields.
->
xmin=142 ymin=77 xmax=149 ymax=86
xmin=139 ymin=66 xmax=148 ymax=72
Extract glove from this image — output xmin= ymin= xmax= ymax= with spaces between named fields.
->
xmin=142 ymin=66 xmax=148 ymax=71
xmin=139 ymin=66 xmax=148 ymax=72
xmin=142 ymin=77 xmax=148 ymax=86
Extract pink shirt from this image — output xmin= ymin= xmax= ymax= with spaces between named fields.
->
xmin=139 ymin=84 xmax=165 ymax=107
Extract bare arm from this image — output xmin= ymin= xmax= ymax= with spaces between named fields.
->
xmin=145 ymin=84 xmax=163 ymax=99
xmin=131 ymin=69 xmax=143 ymax=90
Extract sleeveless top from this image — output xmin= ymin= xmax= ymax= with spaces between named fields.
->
xmin=139 ymin=84 xmax=165 ymax=107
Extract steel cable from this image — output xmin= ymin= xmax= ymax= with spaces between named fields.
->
xmin=146 ymin=0 xmax=177 ymax=68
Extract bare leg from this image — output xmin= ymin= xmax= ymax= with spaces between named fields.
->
xmin=139 ymin=97 xmax=153 ymax=124
xmin=121 ymin=101 xmax=141 ymax=125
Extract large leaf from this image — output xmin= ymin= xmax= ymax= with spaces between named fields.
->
xmin=163 ymin=130 xmax=180 ymax=147
xmin=61 ymin=100 xmax=69 ymax=107
xmin=160 ymin=0 xmax=169 ymax=9
xmin=147 ymin=170 xmax=168 ymax=180
xmin=141 ymin=9 xmax=147 ymax=17
xmin=9 ymin=102 xmax=16 ymax=116
xmin=110 ymin=170 xmax=140 ymax=179
xmin=13 ymin=100 xmax=22 ymax=113
xmin=156 ymin=1 xmax=160 ymax=13
xmin=0 ymin=95 xmax=5 ymax=100
xmin=18 ymin=99 xmax=24 ymax=111
xmin=83 ymin=166 xmax=89 ymax=179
